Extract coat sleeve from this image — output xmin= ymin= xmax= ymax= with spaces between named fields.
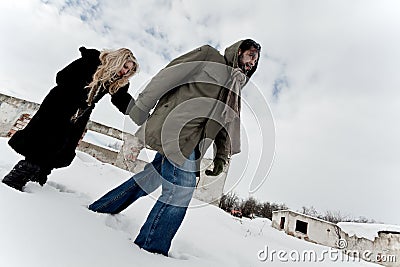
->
xmin=111 ymin=84 xmax=134 ymax=115
xmin=133 ymin=45 xmax=211 ymax=113
xmin=214 ymin=127 xmax=231 ymax=162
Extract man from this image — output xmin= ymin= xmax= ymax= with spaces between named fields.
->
xmin=89 ymin=39 xmax=261 ymax=256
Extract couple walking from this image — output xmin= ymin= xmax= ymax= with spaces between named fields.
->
xmin=2 ymin=39 xmax=261 ymax=256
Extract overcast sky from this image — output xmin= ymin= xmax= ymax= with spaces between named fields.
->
xmin=1 ymin=0 xmax=400 ymax=225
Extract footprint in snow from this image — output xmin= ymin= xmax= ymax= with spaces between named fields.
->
xmin=104 ymin=213 xmax=133 ymax=235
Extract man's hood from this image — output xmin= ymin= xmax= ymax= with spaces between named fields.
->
xmin=224 ymin=40 xmax=259 ymax=78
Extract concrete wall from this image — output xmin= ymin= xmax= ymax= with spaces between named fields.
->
xmin=342 ymin=231 xmax=400 ymax=266
xmin=272 ymin=210 xmax=341 ymax=248
xmin=193 ymin=158 xmax=228 ymax=206
xmin=0 ymin=94 xmax=39 ymax=137
xmin=0 ymin=92 xmax=227 ymax=206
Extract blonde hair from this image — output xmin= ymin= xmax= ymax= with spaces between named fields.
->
xmin=86 ymin=48 xmax=139 ymax=106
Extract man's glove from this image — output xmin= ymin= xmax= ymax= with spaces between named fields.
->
xmin=205 ymin=157 xmax=225 ymax=176
xmin=129 ymin=104 xmax=149 ymax=126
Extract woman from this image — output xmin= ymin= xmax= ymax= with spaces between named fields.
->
xmin=2 ymin=46 xmax=139 ymax=191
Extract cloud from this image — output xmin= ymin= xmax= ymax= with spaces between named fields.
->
xmin=1 ymin=0 xmax=400 ymax=224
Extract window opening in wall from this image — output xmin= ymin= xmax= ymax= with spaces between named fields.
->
xmin=295 ymin=220 xmax=308 ymax=234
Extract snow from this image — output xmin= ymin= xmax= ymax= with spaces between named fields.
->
xmin=0 ymin=137 xmax=379 ymax=266
xmin=82 ymin=130 xmax=122 ymax=152
xmin=338 ymin=222 xmax=400 ymax=241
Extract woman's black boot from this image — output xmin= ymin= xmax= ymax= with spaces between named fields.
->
xmin=2 ymin=160 xmax=41 ymax=191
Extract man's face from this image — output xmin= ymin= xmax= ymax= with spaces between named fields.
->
xmin=238 ymin=47 xmax=259 ymax=75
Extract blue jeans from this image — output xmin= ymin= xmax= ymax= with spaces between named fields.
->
xmin=89 ymin=151 xmax=197 ymax=256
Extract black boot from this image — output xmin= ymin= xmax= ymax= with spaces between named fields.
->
xmin=36 ymin=173 xmax=48 ymax=186
xmin=2 ymin=160 xmax=41 ymax=191
xmin=32 ymin=168 xmax=52 ymax=186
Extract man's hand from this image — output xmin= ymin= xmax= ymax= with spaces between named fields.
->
xmin=205 ymin=157 xmax=225 ymax=176
xmin=129 ymin=104 xmax=149 ymax=126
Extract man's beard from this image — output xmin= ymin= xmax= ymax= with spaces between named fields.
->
xmin=238 ymin=54 xmax=250 ymax=75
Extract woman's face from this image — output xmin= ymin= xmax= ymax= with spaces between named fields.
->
xmin=117 ymin=61 xmax=135 ymax=77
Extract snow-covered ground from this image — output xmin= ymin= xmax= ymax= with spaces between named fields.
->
xmin=0 ymin=137 xmax=379 ymax=266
